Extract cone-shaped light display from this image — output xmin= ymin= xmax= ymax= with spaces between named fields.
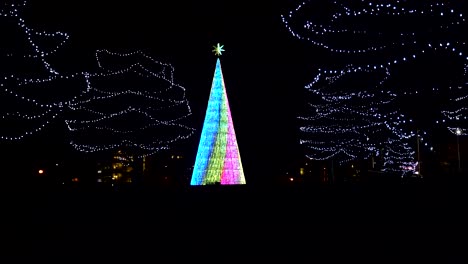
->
xmin=190 ymin=56 xmax=246 ymax=185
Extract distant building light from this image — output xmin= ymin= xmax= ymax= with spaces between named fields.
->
xmin=72 ymin=177 xmax=79 ymax=182
xmin=289 ymin=177 xmax=294 ymax=181
xmin=38 ymin=169 xmax=44 ymax=174
xmin=97 ymin=170 xmax=102 ymax=174
xmin=97 ymin=179 xmax=102 ymax=183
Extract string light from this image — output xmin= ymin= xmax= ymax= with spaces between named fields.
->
xmin=1 ymin=0 xmax=71 ymax=141
xmin=1 ymin=1 xmax=194 ymax=158
xmin=283 ymin=0 xmax=467 ymax=175
xmin=298 ymin=68 xmax=417 ymax=174
xmin=66 ymin=50 xmax=195 ymax=158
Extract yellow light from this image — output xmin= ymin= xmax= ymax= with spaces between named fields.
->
xmin=38 ymin=169 xmax=44 ymax=174
xmin=212 ymin=43 xmax=225 ymax=56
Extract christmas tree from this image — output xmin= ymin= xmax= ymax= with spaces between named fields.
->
xmin=190 ymin=44 xmax=246 ymax=185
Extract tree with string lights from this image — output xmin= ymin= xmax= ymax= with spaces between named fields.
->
xmin=299 ymin=66 xmax=416 ymax=175
xmin=1 ymin=1 xmax=194 ymax=161
xmin=0 ymin=0 xmax=84 ymax=141
xmin=64 ymin=49 xmax=194 ymax=186
xmin=282 ymin=0 xmax=468 ymax=177
xmin=66 ymin=49 xmax=194 ymax=159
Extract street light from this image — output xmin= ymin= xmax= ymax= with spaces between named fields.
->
xmin=456 ymin=128 xmax=461 ymax=173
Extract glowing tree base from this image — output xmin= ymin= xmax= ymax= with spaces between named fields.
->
xmin=190 ymin=57 xmax=246 ymax=185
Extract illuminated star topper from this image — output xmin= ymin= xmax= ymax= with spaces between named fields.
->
xmin=212 ymin=43 xmax=224 ymax=56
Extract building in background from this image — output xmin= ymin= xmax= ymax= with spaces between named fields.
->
xmin=96 ymin=149 xmax=139 ymax=187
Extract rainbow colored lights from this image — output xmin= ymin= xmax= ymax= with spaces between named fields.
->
xmin=190 ymin=58 xmax=246 ymax=185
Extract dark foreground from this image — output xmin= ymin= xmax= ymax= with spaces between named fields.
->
xmin=8 ymin=182 xmax=467 ymax=262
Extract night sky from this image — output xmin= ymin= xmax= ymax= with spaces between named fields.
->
xmin=4 ymin=2 xmax=466 ymax=260
xmin=8 ymin=0 xmax=326 ymax=183
xmin=3 ymin=0 xmax=467 ymax=184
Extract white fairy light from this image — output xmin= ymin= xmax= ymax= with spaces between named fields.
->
xmin=65 ymin=49 xmax=194 ymax=158
xmin=1 ymin=1 xmax=72 ymax=140
xmin=1 ymin=2 xmax=194 ymax=158
xmin=283 ymin=0 xmax=467 ymax=175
